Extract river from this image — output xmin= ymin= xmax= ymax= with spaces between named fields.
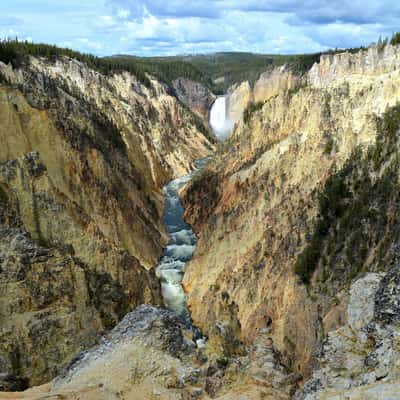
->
xmin=155 ymin=159 xmax=209 ymax=329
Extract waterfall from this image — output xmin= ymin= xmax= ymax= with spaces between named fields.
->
xmin=210 ymin=96 xmax=232 ymax=138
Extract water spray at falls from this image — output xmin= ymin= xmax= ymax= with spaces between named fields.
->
xmin=209 ymin=96 xmax=233 ymax=138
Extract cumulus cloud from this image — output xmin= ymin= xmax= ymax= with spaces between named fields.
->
xmin=1 ymin=0 xmax=399 ymax=55
xmin=106 ymin=0 xmax=222 ymax=19
xmin=107 ymin=0 xmax=399 ymax=26
xmin=96 ymin=0 xmax=400 ymax=55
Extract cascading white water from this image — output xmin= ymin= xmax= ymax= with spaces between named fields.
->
xmin=155 ymin=158 xmax=209 ymax=332
xmin=209 ymin=96 xmax=232 ymax=138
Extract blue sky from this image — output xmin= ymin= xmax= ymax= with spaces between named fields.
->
xmin=0 ymin=1 xmax=399 ymax=56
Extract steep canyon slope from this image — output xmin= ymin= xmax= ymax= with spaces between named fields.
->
xmin=3 ymin=42 xmax=400 ymax=400
xmin=0 ymin=55 xmax=214 ymax=387
xmin=182 ymin=43 xmax=400 ymax=379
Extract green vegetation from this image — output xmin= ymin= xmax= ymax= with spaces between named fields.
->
xmin=243 ymin=101 xmax=264 ymax=124
xmin=0 ymin=39 xmax=219 ymax=91
xmin=294 ymin=103 xmax=400 ymax=285
xmin=369 ymin=101 xmax=400 ymax=169
xmin=323 ymin=45 xmax=366 ymax=56
xmin=390 ymin=32 xmax=400 ymax=46
xmin=192 ymin=113 xmax=217 ymax=144
xmin=2 ymin=33 xmax=397 ymax=98
xmin=0 ymin=39 xmax=153 ymax=87
xmin=0 ymin=39 xmax=215 ymax=150
xmin=170 ymin=52 xmax=322 ymax=92
xmin=0 ymin=186 xmax=8 ymax=205
xmin=106 ymin=52 xmax=322 ymax=94
xmin=0 ymin=39 xmax=218 ymax=92
xmin=90 ymin=112 xmax=127 ymax=154
xmin=178 ymin=102 xmax=217 ymax=144
xmin=377 ymin=36 xmax=389 ymax=52
xmin=366 ymin=31 xmax=400 ymax=50
xmin=294 ymin=165 xmax=352 ymax=283
xmin=106 ymin=55 xmax=217 ymax=92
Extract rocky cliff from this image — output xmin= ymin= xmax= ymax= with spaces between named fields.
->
xmin=224 ymin=64 xmax=301 ymax=135
xmin=182 ymin=43 xmax=400 ymax=380
xmin=0 ymin=55 xmax=214 ymax=387
xmin=297 ymin=264 xmax=400 ymax=399
xmin=172 ymin=78 xmax=216 ymax=127
xmin=1 ymin=305 xmax=298 ymax=399
xmin=225 ymin=81 xmax=252 ymax=125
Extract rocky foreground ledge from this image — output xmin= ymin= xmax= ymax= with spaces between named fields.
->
xmin=0 ymin=264 xmax=400 ymax=400
xmin=0 ymin=304 xmax=299 ymax=399
xmin=3 ymin=264 xmax=400 ymax=399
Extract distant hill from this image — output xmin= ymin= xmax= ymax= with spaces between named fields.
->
xmin=1 ymin=39 xmax=367 ymax=95
xmin=108 ymin=52 xmax=323 ymax=93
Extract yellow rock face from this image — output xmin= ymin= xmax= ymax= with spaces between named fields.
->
xmin=224 ymin=65 xmax=300 ymax=130
xmin=226 ymin=81 xmax=252 ymax=125
xmin=182 ymin=44 xmax=400 ymax=377
xmin=253 ymin=65 xmax=300 ymax=103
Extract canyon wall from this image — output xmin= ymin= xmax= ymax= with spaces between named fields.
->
xmin=0 ymin=56 xmax=214 ymax=386
xmin=182 ymin=44 xmax=400 ymax=378
xmin=253 ymin=65 xmax=300 ymax=103
xmin=297 ymin=266 xmax=400 ymax=399
xmin=225 ymin=81 xmax=252 ymax=125
xmin=172 ymin=78 xmax=216 ymax=127
xmin=170 ymin=65 xmax=298 ymax=135
xmin=5 ymin=268 xmax=399 ymax=399
xmin=224 ymin=64 xmax=300 ymax=135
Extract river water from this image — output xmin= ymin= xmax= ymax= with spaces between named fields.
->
xmin=155 ymin=98 xmax=228 ymax=333
xmin=155 ymin=159 xmax=209 ymax=328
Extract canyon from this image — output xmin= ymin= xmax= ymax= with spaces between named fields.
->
xmin=0 ymin=54 xmax=214 ymax=388
xmin=1 ymin=41 xmax=400 ymax=400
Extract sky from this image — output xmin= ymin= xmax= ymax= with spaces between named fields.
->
xmin=0 ymin=0 xmax=399 ymax=56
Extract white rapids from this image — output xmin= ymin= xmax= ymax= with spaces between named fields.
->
xmin=155 ymin=159 xmax=209 ymax=326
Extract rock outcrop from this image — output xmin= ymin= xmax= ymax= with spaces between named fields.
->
xmin=297 ymin=266 xmax=400 ymax=400
xmin=253 ymin=65 xmax=300 ymax=103
xmin=5 ymin=268 xmax=400 ymax=400
xmin=225 ymin=81 xmax=252 ymax=125
xmin=172 ymin=78 xmax=216 ymax=126
xmin=223 ymin=65 xmax=300 ymax=133
xmin=0 ymin=56 xmax=214 ymax=386
xmin=182 ymin=43 xmax=400 ymax=378
xmin=0 ymin=305 xmax=297 ymax=400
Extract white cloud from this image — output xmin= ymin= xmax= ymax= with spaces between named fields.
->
xmin=100 ymin=15 xmax=115 ymax=26
xmin=1 ymin=0 xmax=400 ymax=56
